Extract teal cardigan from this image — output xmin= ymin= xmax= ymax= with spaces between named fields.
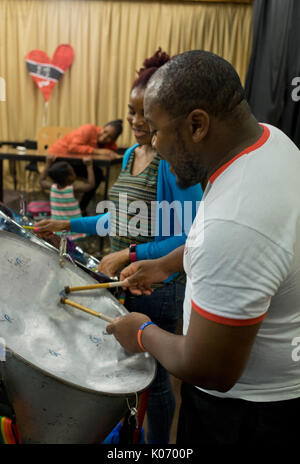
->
xmin=70 ymin=144 xmax=203 ymax=261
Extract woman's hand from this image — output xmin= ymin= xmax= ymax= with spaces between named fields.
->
xmin=98 ymin=248 xmax=130 ymax=277
xmin=34 ymin=219 xmax=71 ymax=237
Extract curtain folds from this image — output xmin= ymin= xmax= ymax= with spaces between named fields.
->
xmin=245 ymin=0 xmax=300 ymax=149
xmin=0 ymin=0 xmax=253 ymax=189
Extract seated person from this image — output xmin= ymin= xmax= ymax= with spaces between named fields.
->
xmin=39 ymin=155 xmax=95 ymax=239
xmin=48 ymin=120 xmax=123 ymax=214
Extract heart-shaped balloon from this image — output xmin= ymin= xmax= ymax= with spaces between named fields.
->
xmin=26 ymin=45 xmax=74 ymax=101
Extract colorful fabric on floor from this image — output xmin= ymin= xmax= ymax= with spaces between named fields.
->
xmin=101 ymin=421 xmax=145 ymax=444
xmin=0 ymin=416 xmax=21 ymax=444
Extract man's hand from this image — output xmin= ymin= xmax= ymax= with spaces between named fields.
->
xmin=120 ymin=259 xmax=170 ymax=295
xmin=106 ymin=312 xmax=151 ymax=353
xmin=98 ymin=248 xmax=130 ymax=277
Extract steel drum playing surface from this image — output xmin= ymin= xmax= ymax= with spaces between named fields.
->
xmin=0 ymin=231 xmax=155 ymax=396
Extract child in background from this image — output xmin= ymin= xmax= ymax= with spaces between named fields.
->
xmin=48 ymin=120 xmax=123 ymax=214
xmin=39 ymin=155 xmax=95 ymax=238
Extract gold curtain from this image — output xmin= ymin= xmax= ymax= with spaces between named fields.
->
xmin=0 ymin=0 xmax=253 ymax=190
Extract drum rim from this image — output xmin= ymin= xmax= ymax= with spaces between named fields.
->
xmin=4 ymin=347 xmax=156 ymax=398
xmin=0 ymin=212 xmax=58 ymax=253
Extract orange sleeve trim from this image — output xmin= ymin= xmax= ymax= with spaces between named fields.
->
xmin=191 ymin=300 xmax=267 ymax=327
xmin=209 ymin=125 xmax=270 ymax=184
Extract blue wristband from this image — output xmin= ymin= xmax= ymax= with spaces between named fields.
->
xmin=137 ymin=321 xmax=157 ymax=351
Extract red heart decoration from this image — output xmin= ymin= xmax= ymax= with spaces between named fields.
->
xmin=26 ymin=45 xmax=74 ymax=101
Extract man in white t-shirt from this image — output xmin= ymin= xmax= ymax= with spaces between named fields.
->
xmin=107 ymin=50 xmax=300 ymax=444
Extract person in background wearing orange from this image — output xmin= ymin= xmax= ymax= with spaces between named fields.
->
xmin=48 ymin=120 xmax=123 ymax=215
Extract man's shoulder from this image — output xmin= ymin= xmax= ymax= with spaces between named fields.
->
xmin=261 ymin=123 xmax=299 ymax=154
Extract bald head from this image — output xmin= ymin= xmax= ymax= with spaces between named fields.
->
xmin=145 ymin=50 xmax=247 ymax=121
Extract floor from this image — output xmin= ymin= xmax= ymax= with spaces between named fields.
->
xmin=2 ymin=187 xmax=182 ymax=444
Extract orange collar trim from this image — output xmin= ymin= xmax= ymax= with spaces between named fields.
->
xmin=209 ymin=124 xmax=270 ymax=184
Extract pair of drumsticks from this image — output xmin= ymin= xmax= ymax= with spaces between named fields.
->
xmin=23 ymin=222 xmax=127 ymax=323
xmin=60 ymin=280 xmax=127 ymax=324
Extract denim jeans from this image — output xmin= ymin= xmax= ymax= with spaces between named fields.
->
xmin=125 ymin=282 xmax=185 ymax=444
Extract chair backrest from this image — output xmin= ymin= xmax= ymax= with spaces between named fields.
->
xmin=37 ymin=126 xmax=73 ymax=152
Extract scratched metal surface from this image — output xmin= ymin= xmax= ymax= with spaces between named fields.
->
xmin=0 ymin=231 xmax=155 ymax=395
xmin=0 ymin=211 xmax=101 ymax=274
xmin=0 ymin=210 xmax=57 ymax=251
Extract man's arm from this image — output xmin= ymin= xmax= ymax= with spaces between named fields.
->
xmin=143 ymin=309 xmax=262 ymax=391
xmin=109 ymin=220 xmax=290 ymax=391
xmin=107 ymin=310 xmax=262 ymax=392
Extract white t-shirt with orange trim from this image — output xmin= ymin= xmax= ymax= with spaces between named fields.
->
xmin=183 ymin=124 xmax=300 ymax=401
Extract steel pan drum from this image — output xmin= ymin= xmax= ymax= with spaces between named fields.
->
xmin=0 ymin=210 xmax=58 ymax=252
xmin=0 ymin=231 xmax=156 ymax=443
xmin=0 ymin=211 xmax=105 ymax=282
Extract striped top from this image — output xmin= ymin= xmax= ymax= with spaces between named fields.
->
xmin=109 ymin=150 xmax=160 ymax=252
xmin=109 ymin=150 xmax=186 ymax=284
xmin=50 ymin=184 xmax=85 ymax=239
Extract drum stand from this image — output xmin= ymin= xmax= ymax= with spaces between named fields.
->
xmin=117 ymin=390 xmax=149 ymax=444
xmin=59 ymin=231 xmax=68 ymax=267
xmin=19 ymin=193 xmax=29 ymax=223
xmin=133 ymin=389 xmax=149 ymax=444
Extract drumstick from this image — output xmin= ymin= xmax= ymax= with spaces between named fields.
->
xmin=64 ymin=281 xmax=127 ymax=293
xmin=60 ymin=297 xmax=114 ymax=323
xmin=23 ymin=225 xmax=39 ymax=230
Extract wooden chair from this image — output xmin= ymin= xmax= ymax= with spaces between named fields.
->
xmin=37 ymin=126 xmax=73 ymax=152
xmin=25 ymin=126 xmax=73 ymax=191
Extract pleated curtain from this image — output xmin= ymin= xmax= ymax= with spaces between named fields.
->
xmin=0 ymin=0 xmax=253 ymax=190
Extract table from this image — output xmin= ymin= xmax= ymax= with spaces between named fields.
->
xmin=0 ymin=146 xmax=123 ymax=202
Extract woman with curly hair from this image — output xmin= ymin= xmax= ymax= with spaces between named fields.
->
xmin=36 ymin=49 xmax=203 ymax=443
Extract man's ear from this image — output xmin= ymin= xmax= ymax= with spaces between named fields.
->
xmin=188 ymin=109 xmax=210 ymax=142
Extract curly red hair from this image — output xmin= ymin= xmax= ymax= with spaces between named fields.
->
xmin=131 ymin=48 xmax=170 ymax=90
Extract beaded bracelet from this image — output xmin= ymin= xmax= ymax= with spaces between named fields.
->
xmin=137 ymin=321 xmax=157 ymax=352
